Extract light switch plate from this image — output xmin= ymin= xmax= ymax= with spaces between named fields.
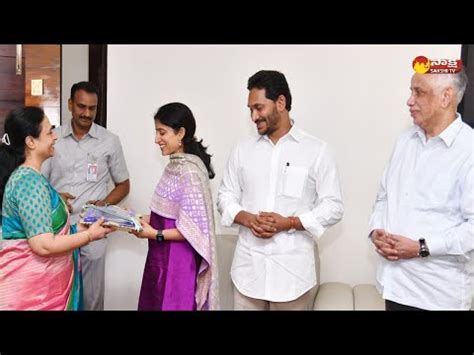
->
xmin=31 ymin=79 xmax=43 ymax=96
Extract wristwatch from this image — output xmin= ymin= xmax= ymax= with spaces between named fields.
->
xmin=418 ymin=238 xmax=430 ymax=257
xmin=156 ymin=229 xmax=165 ymax=242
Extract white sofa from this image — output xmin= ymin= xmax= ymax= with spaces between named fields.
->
xmin=216 ymin=235 xmax=474 ymax=310
xmin=216 ymin=234 xmax=384 ymax=310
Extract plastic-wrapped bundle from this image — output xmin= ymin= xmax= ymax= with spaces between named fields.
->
xmin=79 ymin=204 xmax=143 ymax=232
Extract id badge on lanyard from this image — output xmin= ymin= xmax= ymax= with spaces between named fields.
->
xmin=87 ymin=153 xmax=98 ymax=182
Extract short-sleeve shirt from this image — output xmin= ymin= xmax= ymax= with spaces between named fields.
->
xmin=42 ymin=122 xmax=129 ymax=223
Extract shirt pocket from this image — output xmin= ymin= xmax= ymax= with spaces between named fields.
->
xmin=280 ymin=166 xmax=309 ymax=199
xmin=54 ymin=151 xmax=73 ymax=174
xmin=415 ymin=173 xmax=457 ymax=210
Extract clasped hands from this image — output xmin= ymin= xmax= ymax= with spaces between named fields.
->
xmin=247 ymin=212 xmax=291 ymax=239
xmin=370 ymin=229 xmax=420 ymax=261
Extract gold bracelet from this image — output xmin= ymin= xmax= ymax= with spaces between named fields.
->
xmin=86 ymin=231 xmax=93 ymax=242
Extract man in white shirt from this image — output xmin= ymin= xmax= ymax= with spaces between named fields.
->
xmin=217 ymin=70 xmax=344 ymax=310
xmin=369 ymin=69 xmax=473 ymax=310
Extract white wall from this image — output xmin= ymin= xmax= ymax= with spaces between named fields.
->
xmin=61 ymin=45 xmax=88 ymax=125
xmin=105 ymin=45 xmax=461 ymax=310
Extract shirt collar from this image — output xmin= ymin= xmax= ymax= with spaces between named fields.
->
xmin=438 ymin=114 xmax=463 ymax=147
xmin=413 ymin=113 xmax=463 ymax=147
xmin=61 ymin=121 xmax=74 ymax=138
xmin=288 ymin=121 xmax=304 ymax=142
xmin=255 ymin=119 xmax=303 ymax=143
xmin=62 ymin=121 xmax=99 ymax=139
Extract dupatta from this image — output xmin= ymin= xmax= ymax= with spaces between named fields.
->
xmin=150 ymin=153 xmax=219 ymax=310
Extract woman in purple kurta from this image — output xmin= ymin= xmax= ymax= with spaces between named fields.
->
xmin=132 ymin=102 xmax=219 ymax=310
xmin=138 ymin=214 xmax=202 ymax=310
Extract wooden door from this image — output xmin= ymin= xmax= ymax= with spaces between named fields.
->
xmin=0 ymin=45 xmax=61 ymax=136
xmin=24 ymin=45 xmax=61 ymax=127
xmin=0 ymin=45 xmax=25 ymax=136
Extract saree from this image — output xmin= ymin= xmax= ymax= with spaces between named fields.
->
xmin=0 ymin=167 xmax=82 ymax=310
xmin=140 ymin=153 xmax=219 ymax=310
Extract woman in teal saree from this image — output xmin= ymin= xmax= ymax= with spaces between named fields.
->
xmin=0 ymin=107 xmax=112 ymax=310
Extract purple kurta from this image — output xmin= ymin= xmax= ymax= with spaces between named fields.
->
xmin=138 ymin=212 xmax=202 ymax=310
xmin=141 ymin=153 xmax=219 ymax=310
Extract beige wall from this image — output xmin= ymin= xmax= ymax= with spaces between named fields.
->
xmin=61 ymin=45 xmax=88 ymax=124
xmin=105 ymin=45 xmax=461 ymax=309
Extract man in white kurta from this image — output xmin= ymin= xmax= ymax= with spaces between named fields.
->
xmin=369 ymin=70 xmax=473 ymax=310
xmin=217 ymin=70 xmax=344 ymax=310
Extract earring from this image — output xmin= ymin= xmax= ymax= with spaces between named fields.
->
xmin=178 ymin=140 xmax=182 ymax=147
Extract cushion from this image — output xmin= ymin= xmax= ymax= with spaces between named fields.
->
xmin=313 ymin=282 xmax=354 ymax=310
xmin=353 ymin=284 xmax=385 ymax=310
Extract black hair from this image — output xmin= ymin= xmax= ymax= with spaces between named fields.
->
xmin=154 ymin=102 xmax=215 ymax=179
xmin=0 ymin=106 xmax=45 ymax=208
xmin=247 ymin=70 xmax=292 ymax=111
xmin=70 ymin=81 xmax=99 ymax=100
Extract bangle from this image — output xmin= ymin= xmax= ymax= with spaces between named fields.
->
xmin=86 ymin=231 xmax=93 ymax=242
xmin=287 ymin=216 xmax=298 ymax=234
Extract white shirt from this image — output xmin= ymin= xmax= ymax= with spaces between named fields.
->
xmin=217 ymin=123 xmax=344 ymax=302
xmin=369 ymin=116 xmax=474 ymax=310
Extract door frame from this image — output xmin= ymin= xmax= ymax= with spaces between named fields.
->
xmin=89 ymin=44 xmax=108 ymax=128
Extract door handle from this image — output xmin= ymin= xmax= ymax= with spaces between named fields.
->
xmin=16 ymin=44 xmax=22 ymax=75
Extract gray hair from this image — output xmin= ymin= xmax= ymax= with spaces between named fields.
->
xmin=452 ymin=69 xmax=468 ymax=104
xmin=431 ymin=70 xmax=468 ymax=105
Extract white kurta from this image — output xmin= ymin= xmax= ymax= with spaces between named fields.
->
xmin=218 ymin=123 xmax=344 ymax=302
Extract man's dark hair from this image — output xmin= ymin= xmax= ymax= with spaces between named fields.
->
xmin=247 ymin=70 xmax=292 ymax=111
xmin=70 ymin=81 xmax=99 ymax=101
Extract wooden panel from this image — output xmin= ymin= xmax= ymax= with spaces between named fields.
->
xmin=25 ymin=45 xmax=60 ymax=68
xmin=23 ymin=45 xmax=60 ymax=125
xmin=0 ymin=51 xmax=25 ymax=101
xmin=0 ymin=45 xmax=25 ymax=135
xmin=24 ymin=68 xmax=60 ymax=106
xmin=0 ymin=101 xmax=22 ymax=117
xmin=0 ymin=115 xmax=5 ymax=136
xmin=0 ymin=72 xmax=25 ymax=100
xmin=0 ymin=56 xmax=17 ymax=74
xmin=89 ymin=44 xmax=107 ymax=127
xmin=0 ymin=46 xmax=16 ymax=57
xmin=0 ymin=102 xmax=24 ymax=136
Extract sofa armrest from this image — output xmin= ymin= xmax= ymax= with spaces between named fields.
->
xmin=216 ymin=235 xmax=238 ymax=310
xmin=313 ymin=282 xmax=354 ymax=310
xmin=353 ymin=284 xmax=385 ymax=310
